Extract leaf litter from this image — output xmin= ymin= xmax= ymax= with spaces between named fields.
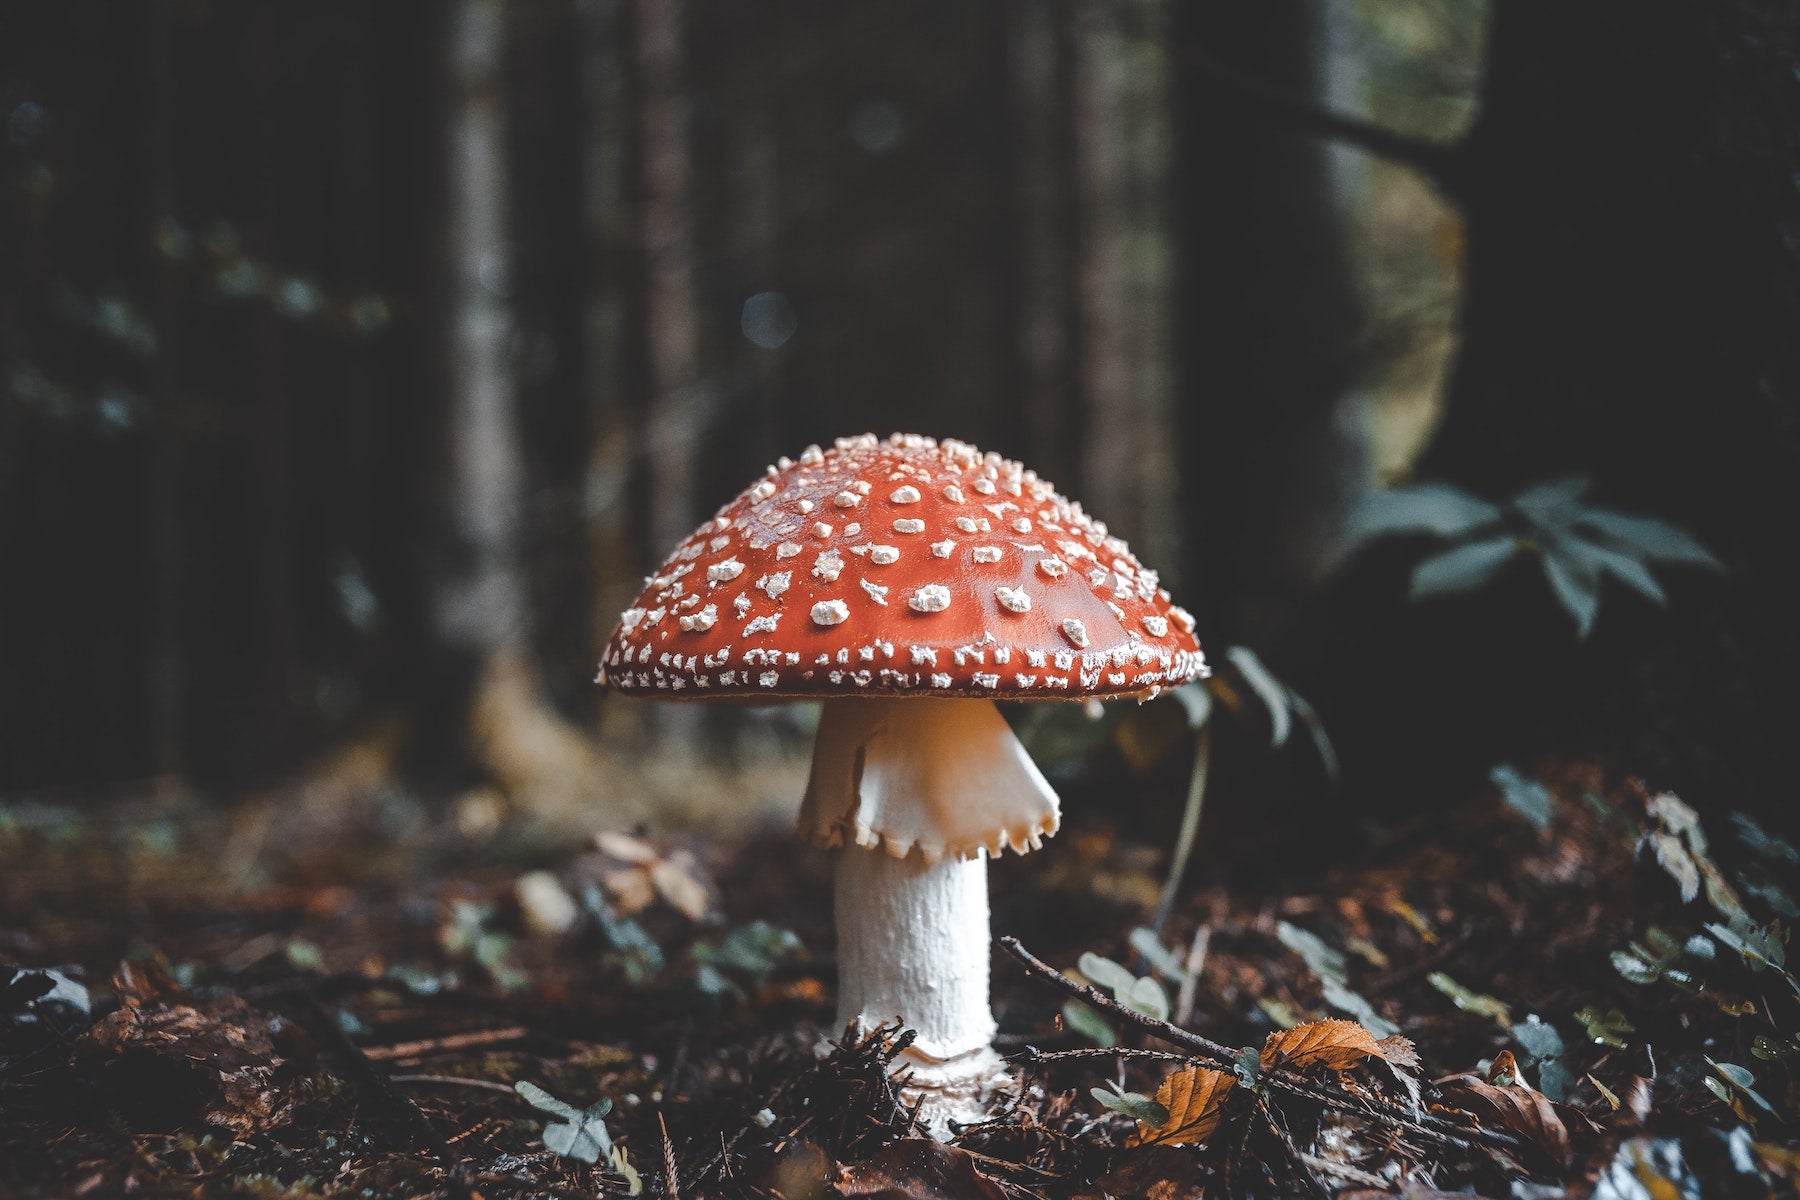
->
xmin=0 ymin=766 xmax=1796 ymax=1197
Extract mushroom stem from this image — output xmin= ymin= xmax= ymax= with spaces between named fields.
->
xmin=834 ymin=844 xmax=1009 ymax=1133
xmin=802 ymin=697 xmax=1061 ymax=1136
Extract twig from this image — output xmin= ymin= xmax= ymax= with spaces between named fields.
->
xmin=1260 ymin=1102 xmax=1333 ymax=1200
xmin=363 ymin=1026 xmax=532 ymax=1061
xmin=389 ymin=1074 xmax=519 ymax=1096
xmin=999 ymin=935 xmax=1522 ymax=1154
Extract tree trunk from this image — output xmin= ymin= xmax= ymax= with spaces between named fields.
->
xmin=632 ymin=0 xmax=706 ymax=559
xmin=437 ymin=0 xmax=606 ymax=816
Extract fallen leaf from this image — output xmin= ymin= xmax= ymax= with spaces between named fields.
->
xmin=1436 ymin=1072 xmax=1574 ymax=1167
xmin=836 ymin=1139 xmax=1007 ymax=1200
xmin=1261 ymin=1019 xmax=1385 ymax=1072
xmin=1135 ymin=1065 xmax=1236 ymax=1146
xmin=79 ymin=963 xmax=305 ymax=1138
xmin=650 ymin=853 xmax=711 ymax=921
xmin=593 ymin=832 xmax=713 ymax=920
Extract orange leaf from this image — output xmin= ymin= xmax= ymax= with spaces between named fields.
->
xmin=1261 ymin=1019 xmax=1385 ymax=1072
xmin=1134 ymin=1066 xmax=1236 ymax=1146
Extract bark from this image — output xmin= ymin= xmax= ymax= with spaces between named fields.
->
xmin=1006 ymin=0 xmax=1076 ymax=491
xmin=1068 ymin=0 xmax=1134 ymax=530
xmin=632 ymin=0 xmax=707 ymax=559
xmin=578 ymin=0 xmax=641 ymax=684
xmin=438 ymin=0 xmax=607 ymax=814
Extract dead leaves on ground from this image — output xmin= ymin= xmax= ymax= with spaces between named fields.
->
xmin=76 ymin=961 xmax=310 ymax=1139
xmin=1134 ymin=1065 xmax=1236 ymax=1145
xmin=1132 ymin=1020 xmax=1413 ymax=1147
xmin=1434 ymin=1054 xmax=1598 ymax=1170
xmin=1261 ymin=1017 xmax=1385 ymax=1072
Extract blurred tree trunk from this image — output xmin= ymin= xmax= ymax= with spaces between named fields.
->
xmin=1170 ymin=0 xmax=1362 ymax=643
xmin=1006 ymin=0 xmax=1076 ymax=491
xmin=1068 ymin=0 xmax=1134 ymax=529
xmin=437 ymin=0 xmax=603 ymax=813
xmin=633 ymin=0 xmax=706 ymax=559
xmin=579 ymin=0 xmax=641 ymax=691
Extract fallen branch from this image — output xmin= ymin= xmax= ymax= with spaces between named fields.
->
xmin=998 ymin=935 xmax=1522 ymax=1155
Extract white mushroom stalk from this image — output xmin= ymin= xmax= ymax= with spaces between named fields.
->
xmin=799 ymin=696 xmax=1061 ymax=1135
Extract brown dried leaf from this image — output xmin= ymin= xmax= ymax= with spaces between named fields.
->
xmin=1435 ymin=1073 xmax=1572 ymax=1167
xmin=81 ymin=966 xmax=304 ymax=1138
xmin=595 ymin=830 xmax=661 ymax=865
xmin=1374 ymin=1034 xmax=1425 ymax=1109
xmin=835 ymin=1139 xmax=1007 ymax=1200
xmin=1375 ymin=1034 xmax=1421 ymax=1073
xmin=650 ymin=852 xmax=712 ymax=921
xmin=1261 ymin=1019 xmax=1385 ymax=1072
xmin=1134 ymin=1065 xmax=1236 ymax=1146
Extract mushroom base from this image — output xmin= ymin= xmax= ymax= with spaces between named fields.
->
xmin=832 ymin=844 xmax=1013 ymax=1136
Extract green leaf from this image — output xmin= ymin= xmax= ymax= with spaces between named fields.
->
xmin=1490 ymin=764 xmax=1554 ymax=831
xmin=516 ymin=1081 xmax=615 ymax=1164
xmin=1612 ymin=950 xmax=1661 ymax=986
xmin=1732 ymin=813 xmax=1800 ymax=865
xmin=1062 ymin=1000 xmax=1117 ymax=1048
xmin=1078 ymin=953 xmax=1137 ymax=997
xmin=1575 ymin=1006 xmax=1635 ymax=1048
xmin=515 ymin=1080 xmax=582 ymax=1122
xmin=1555 ymin=535 xmax=1669 ymax=606
xmin=1225 ymin=646 xmax=1291 ymax=748
xmin=1321 ymin=977 xmax=1400 ymax=1039
xmin=1541 ymin=542 xmax=1602 ymax=637
xmin=1129 ymin=927 xmax=1192 ymax=984
xmin=1513 ymin=1015 xmax=1565 ymax=1060
xmin=1232 ymin=1046 xmax=1263 ymax=1089
xmin=1575 ymin=509 xmax=1721 ymax=568
xmin=1091 ymin=1083 xmax=1169 ymax=1126
xmin=1347 ymin=483 xmax=1506 ymax=542
xmin=1124 ymin=976 xmax=1171 ymax=1022
xmin=1428 ymin=971 xmax=1512 ymax=1028
xmin=1512 ymin=476 xmax=1592 ymax=527
xmin=1410 ymin=536 xmax=1522 ymax=600
xmin=1171 ymin=681 xmax=1213 ymax=729
xmin=1277 ymin=921 xmax=1349 ymax=985
xmin=1706 ymin=918 xmax=1786 ymax=972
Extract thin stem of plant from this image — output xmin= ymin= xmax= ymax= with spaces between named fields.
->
xmin=1151 ymin=723 xmax=1211 ymax=933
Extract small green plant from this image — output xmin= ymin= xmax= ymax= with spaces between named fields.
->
xmin=1062 ymin=952 xmax=1171 ymax=1047
xmin=1348 ymin=477 xmax=1721 ymax=636
xmin=513 ymin=1080 xmax=642 ymax=1190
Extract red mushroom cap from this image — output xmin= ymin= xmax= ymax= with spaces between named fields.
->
xmin=597 ymin=433 xmax=1207 ymax=700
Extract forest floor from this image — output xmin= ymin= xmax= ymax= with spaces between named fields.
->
xmin=2 ymin=749 xmax=1797 ymax=1198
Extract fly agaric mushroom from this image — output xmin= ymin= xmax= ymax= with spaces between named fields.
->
xmin=597 ymin=434 xmax=1206 ymax=1132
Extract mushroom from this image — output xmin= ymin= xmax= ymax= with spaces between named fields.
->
xmin=597 ymin=434 xmax=1207 ymax=1134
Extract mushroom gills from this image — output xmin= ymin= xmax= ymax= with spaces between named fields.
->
xmin=798 ymin=696 xmax=1061 ymax=862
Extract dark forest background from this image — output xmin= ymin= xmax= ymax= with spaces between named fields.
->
xmin=2 ymin=1 xmax=1795 ymax=842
